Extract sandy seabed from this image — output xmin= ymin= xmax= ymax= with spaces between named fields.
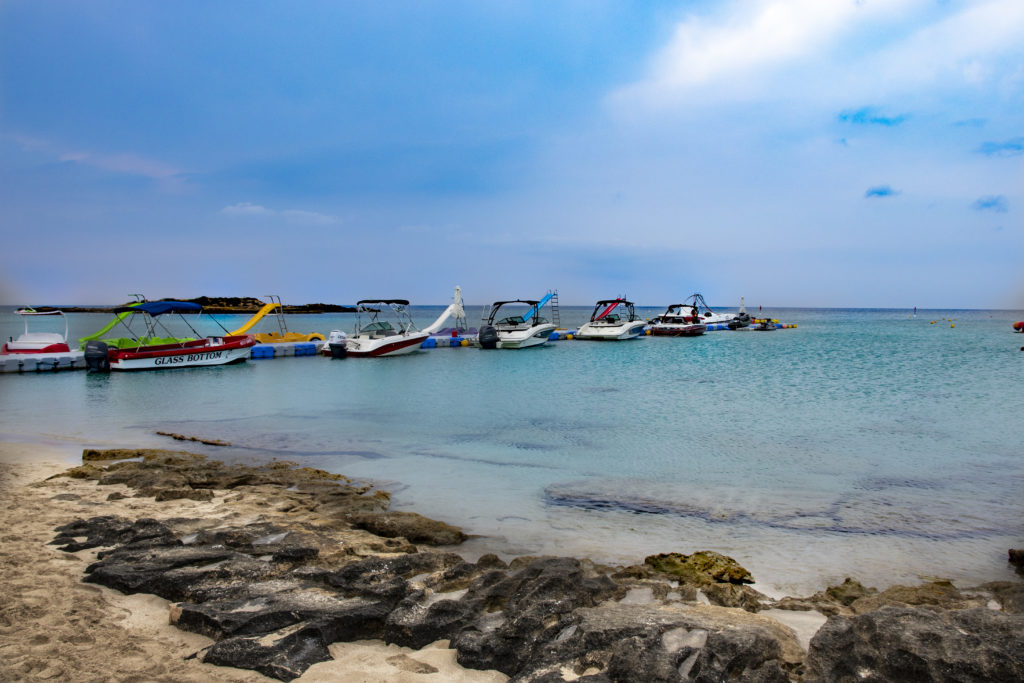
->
xmin=0 ymin=442 xmax=506 ymax=682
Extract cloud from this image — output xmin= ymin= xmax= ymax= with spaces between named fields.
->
xmin=610 ymin=0 xmax=1024 ymax=111
xmin=837 ymin=107 xmax=908 ymax=126
xmin=12 ymin=133 xmax=187 ymax=189
xmin=220 ymin=202 xmax=338 ymax=225
xmin=975 ymin=138 xmax=1024 ymax=156
xmin=865 ymin=185 xmax=900 ymax=198
xmin=972 ymin=195 xmax=1008 ymax=212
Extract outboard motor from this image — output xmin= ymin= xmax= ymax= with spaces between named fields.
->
xmin=326 ymin=329 xmax=348 ymax=359
xmin=478 ymin=325 xmax=499 ymax=350
xmin=84 ymin=340 xmax=111 ymax=373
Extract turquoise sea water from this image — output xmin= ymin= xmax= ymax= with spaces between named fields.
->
xmin=3 ymin=305 xmax=1023 ymax=595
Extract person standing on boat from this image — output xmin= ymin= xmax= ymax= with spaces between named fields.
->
xmin=690 ymin=305 xmax=699 ymax=323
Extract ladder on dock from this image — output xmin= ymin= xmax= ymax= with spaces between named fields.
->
xmin=548 ymin=290 xmax=560 ymax=328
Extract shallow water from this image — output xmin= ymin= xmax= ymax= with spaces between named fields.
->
xmin=3 ymin=305 xmax=1023 ymax=594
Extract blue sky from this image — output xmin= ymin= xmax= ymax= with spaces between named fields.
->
xmin=1 ymin=0 xmax=1022 ymax=308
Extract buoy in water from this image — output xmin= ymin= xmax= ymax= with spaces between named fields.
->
xmin=1013 ymin=321 xmax=1024 ymax=332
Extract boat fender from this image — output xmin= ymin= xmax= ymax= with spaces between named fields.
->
xmin=84 ymin=340 xmax=111 ymax=373
xmin=478 ymin=325 xmax=499 ymax=350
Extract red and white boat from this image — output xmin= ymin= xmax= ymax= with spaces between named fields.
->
xmin=2 ymin=308 xmax=72 ymax=354
xmin=575 ymin=298 xmax=647 ymax=340
xmin=345 ymin=299 xmax=428 ymax=357
xmin=84 ymin=301 xmax=255 ymax=372
xmin=649 ymin=303 xmax=707 ymax=337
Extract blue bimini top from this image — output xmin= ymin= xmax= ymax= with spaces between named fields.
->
xmin=112 ymin=301 xmax=203 ymax=316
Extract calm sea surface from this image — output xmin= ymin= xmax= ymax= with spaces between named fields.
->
xmin=3 ymin=305 xmax=1023 ymax=595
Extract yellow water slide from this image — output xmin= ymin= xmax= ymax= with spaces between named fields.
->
xmin=228 ymin=300 xmax=325 ymax=342
xmin=229 ymin=303 xmax=280 ymax=335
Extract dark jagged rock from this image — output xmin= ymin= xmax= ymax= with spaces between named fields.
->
xmin=199 ymin=620 xmax=336 ymax=681
xmin=452 ymin=557 xmax=619 ymax=675
xmin=85 ymin=546 xmax=265 ymax=601
xmin=385 ymin=590 xmax=482 ymax=649
xmin=348 ymin=511 xmax=468 ymax=546
xmin=50 ymin=516 xmax=177 ymax=552
xmin=324 ymin=552 xmax=464 ymax=605
xmin=458 ymin=603 xmax=800 ymax=682
xmin=805 ymin=606 xmax=1024 ymax=682
xmin=174 ymin=590 xmax=392 ymax=641
xmin=1010 ymin=549 xmax=1024 ymax=574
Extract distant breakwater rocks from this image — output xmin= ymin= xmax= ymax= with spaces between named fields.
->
xmin=42 ymin=296 xmax=356 ymax=314
xmin=53 ymin=450 xmax=1024 ymax=682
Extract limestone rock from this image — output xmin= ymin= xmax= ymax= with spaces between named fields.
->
xmin=348 ymin=511 xmax=467 ymax=546
xmin=805 ymin=606 xmax=1024 ymax=682
xmin=644 ymin=551 xmax=755 ymax=585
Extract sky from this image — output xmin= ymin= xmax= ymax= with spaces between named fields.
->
xmin=1 ymin=0 xmax=1022 ymax=308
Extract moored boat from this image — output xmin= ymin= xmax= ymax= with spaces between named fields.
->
xmin=83 ymin=301 xmax=255 ymax=372
xmin=478 ymin=293 xmax=558 ymax=349
xmin=575 ymin=298 xmax=647 ymax=340
xmin=682 ymin=293 xmax=751 ymax=329
xmin=649 ymin=304 xmax=707 ymax=337
xmin=346 ymin=300 xmax=428 ymax=357
xmin=2 ymin=308 xmax=71 ymax=354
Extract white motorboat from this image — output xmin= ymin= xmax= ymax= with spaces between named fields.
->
xmin=478 ymin=294 xmax=557 ymax=349
xmin=346 ymin=299 xmax=428 ymax=357
xmin=575 ymin=298 xmax=647 ymax=340
xmin=2 ymin=308 xmax=71 ymax=354
xmin=683 ymin=293 xmax=751 ymax=328
xmin=649 ymin=303 xmax=707 ymax=337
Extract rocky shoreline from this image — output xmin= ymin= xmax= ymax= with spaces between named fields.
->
xmin=33 ymin=296 xmax=357 ymax=314
xmin=36 ymin=450 xmax=1024 ymax=681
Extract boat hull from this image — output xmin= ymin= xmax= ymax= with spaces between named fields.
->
xmin=496 ymin=324 xmax=556 ymax=349
xmin=650 ymin=324 xmax=706 ymax=337
xmin=107 ymin=336 xmax=255 ymax=371
xmin=574 ymin=322 xmax=647 ymax=340
xmin=346 ymin=332 xmax=428 ymax=357
xmin=2 ymin=341 xmax=71 ymax=354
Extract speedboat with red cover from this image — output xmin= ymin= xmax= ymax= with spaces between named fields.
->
xmin=83 ymin=301 xmax=255 ymax=372
xmin=575 ymin=298 xmax=647 ymax=340
xmin=2 ymin=308 xmax=71 ymax=354
xmin=345 ymin=300 xmax=428 ymax=357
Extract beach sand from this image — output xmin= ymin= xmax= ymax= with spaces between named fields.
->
xmin=0 ymin=442 xmax=506 ymax=682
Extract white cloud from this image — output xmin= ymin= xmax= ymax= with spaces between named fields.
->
xmin=220 ymin=202 xmax=338 ymax=225
xmin=609 ymin=0 xmax=1023 ymax=110
xmin=221 ymin=202 xmax=273 ymax=216
xmin=12 ymin=133 xmax=187 ymax=189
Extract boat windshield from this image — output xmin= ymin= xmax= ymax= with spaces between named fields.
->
xmin=486 ymin=300 xmax=544 ymax=327
xmin=589 ymin=299 xmax=636 ymax=323
xmin=354 ymin=301 xmax=418 ymax=336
